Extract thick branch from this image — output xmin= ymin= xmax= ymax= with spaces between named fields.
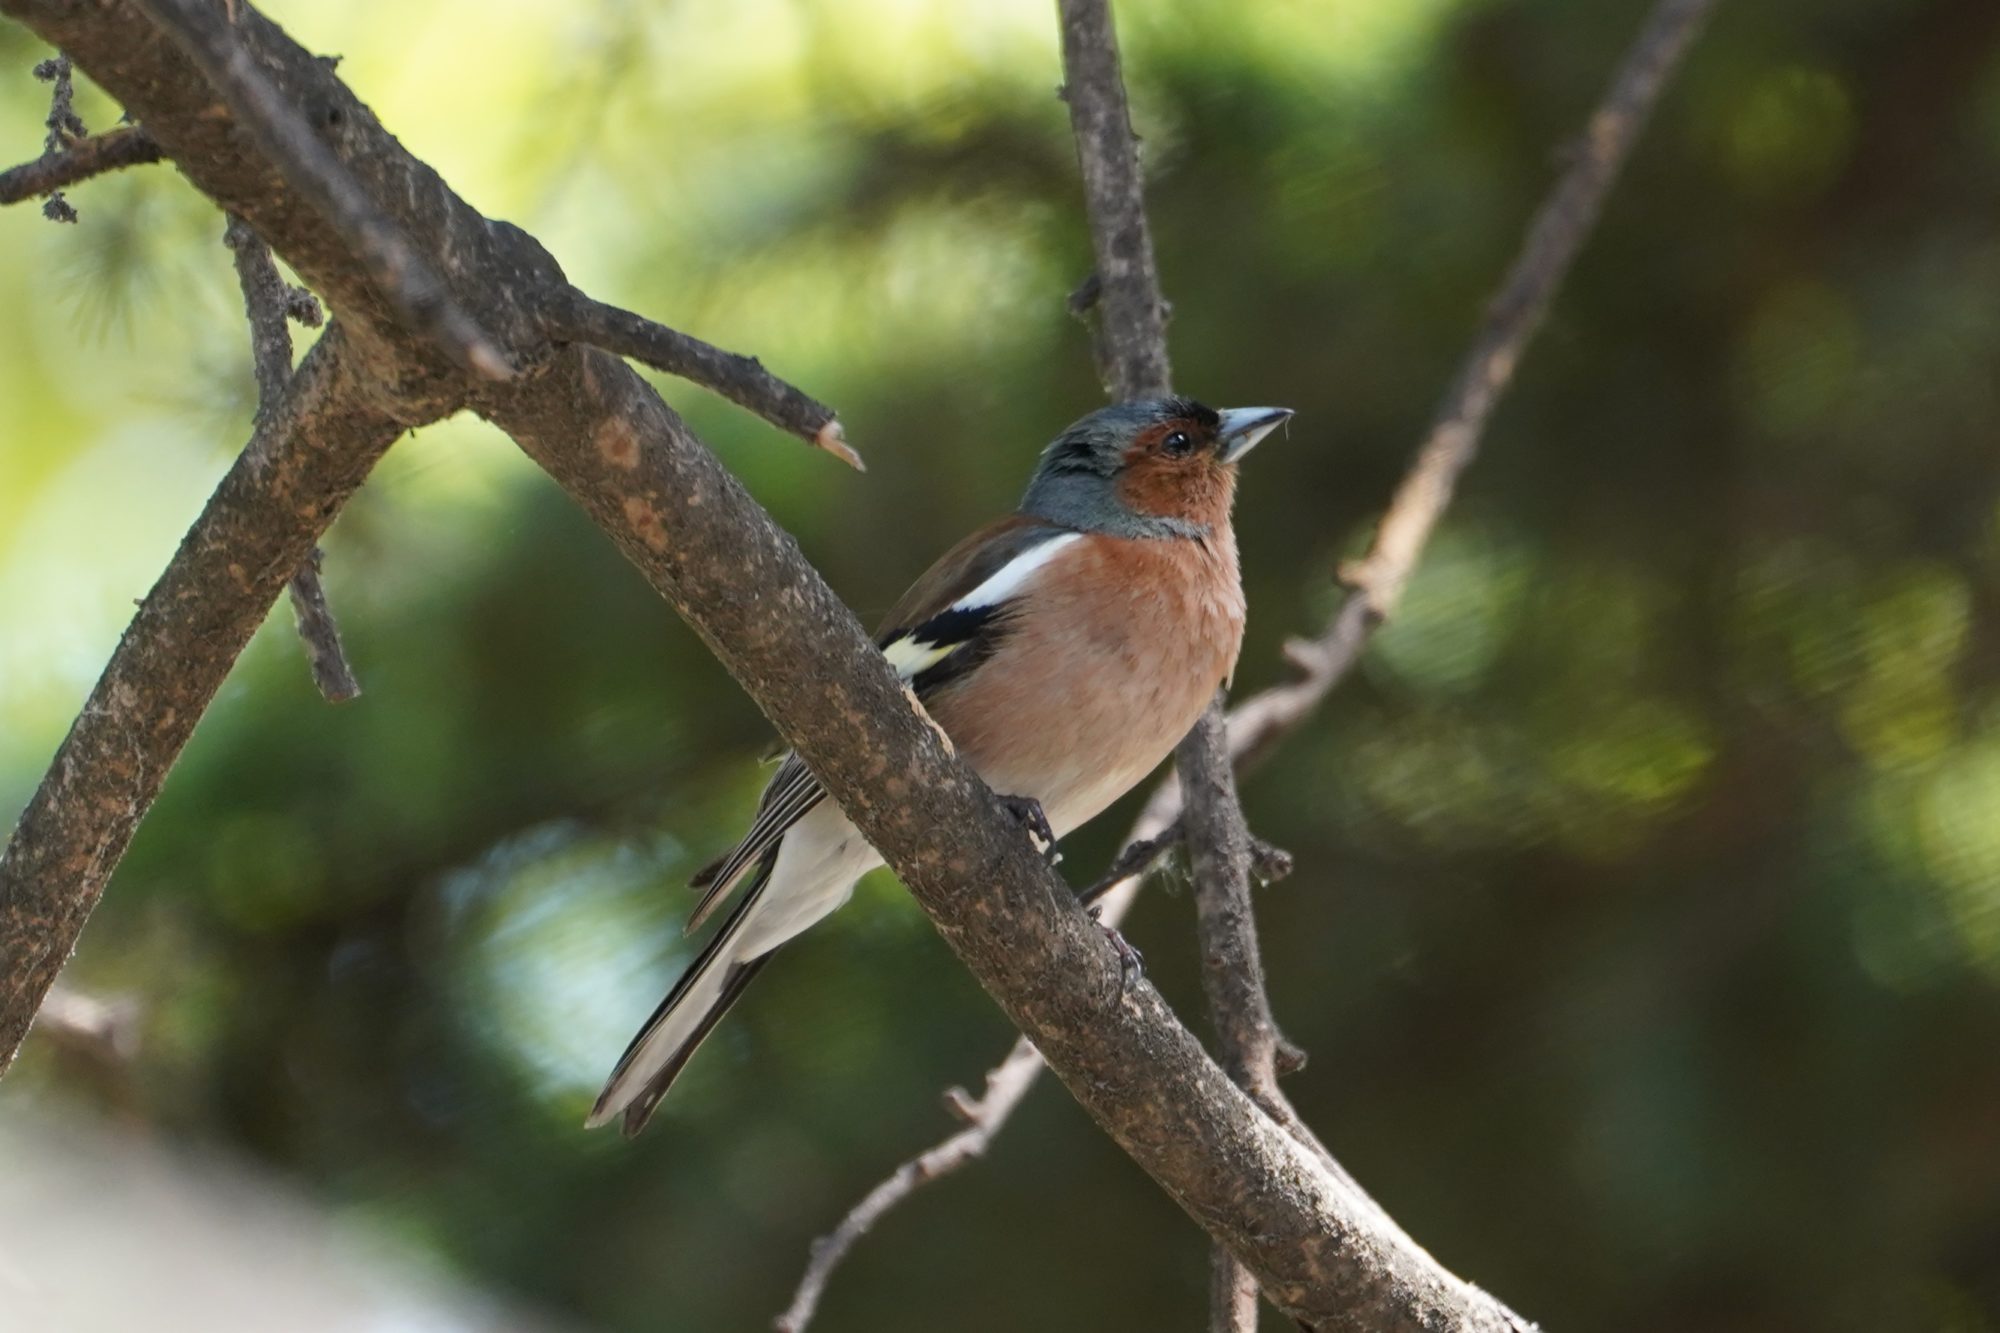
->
xmin=0 ymin=125 xmax=162 ymax=206
xmin=0 ymin=325 xmax=430 ymax=1065
xmin=783 ymin=0 xmax=1723 ymax=1314
xmin=132 ymin=0 xmax=513 ymax=380
xmin=1057 ymin=0 xmax=1170 ymax=400
xmin=538 ymin=285 xmax=859 ymax=469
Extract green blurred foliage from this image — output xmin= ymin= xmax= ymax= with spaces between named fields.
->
xmin=4 ymin=0 xmax=2000 ymax=1329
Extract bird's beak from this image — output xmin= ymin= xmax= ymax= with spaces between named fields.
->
xmin=1216 ymin=406 xmax=1294 ymax=464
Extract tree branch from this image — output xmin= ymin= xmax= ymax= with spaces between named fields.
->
xmin=779 ymin=0 xmax=1723 ymax=1319
xmin=1182 ymin=692 xmax=1283 ymax=1333
xmin=538 ymin=285 xmax=860 ymax=469
xmin=1057 ymin=0 xmax=1170 ymax=401
xmin=224 ymin=213 xmax=359 ymax=703
xmin=29 ymin=52 xmax=85 ymax=221
xmin=283 ymin=545 xmax=360 ymax=701
xmin=1058 ymin=3 xmax=1278 ymax=1325
xmin=0 ymin=124 xmax=161 ymax=208
xmin=0 ymin=324 xmax=436 ymax=1065
xmin=771 ymin=1042 xmax=1046 ymax=1333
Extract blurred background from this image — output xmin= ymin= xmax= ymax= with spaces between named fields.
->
xmin=3 ymin=0 xmax=1999 ymax=1328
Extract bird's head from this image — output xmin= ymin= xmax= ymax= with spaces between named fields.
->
xmin=1019 ymin=397 xmax=1293 ymax=539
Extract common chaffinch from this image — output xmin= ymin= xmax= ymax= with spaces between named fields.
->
xmin=589 ymin=397 xmax=1293 ymax=1135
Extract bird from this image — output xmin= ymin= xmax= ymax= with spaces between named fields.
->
xmin=588 ymin=396 xmax=1293 ymax=1136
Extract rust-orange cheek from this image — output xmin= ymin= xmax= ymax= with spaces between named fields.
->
xmin=1115 ymin=450 xmax=1235 ymax=526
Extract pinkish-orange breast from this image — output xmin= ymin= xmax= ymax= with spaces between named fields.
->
xmin=927 ymin=530 xmax=1246 ymax=837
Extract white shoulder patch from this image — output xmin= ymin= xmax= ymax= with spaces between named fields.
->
xmin=949 ymin=532 xmax=1083 ymax=613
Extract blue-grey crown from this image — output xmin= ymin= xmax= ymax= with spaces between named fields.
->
xmin=1018 ymin=398 xmax=1221 ymax=539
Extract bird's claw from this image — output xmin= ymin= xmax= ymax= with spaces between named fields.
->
xmin=999 ymin=794 xmax=1061 ymax=865
xmin=1089 ymin=905 xmax=1144 ymax=990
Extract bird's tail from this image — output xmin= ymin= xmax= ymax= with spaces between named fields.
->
xmin=586 ymin=851 xmax=778 ymax=1137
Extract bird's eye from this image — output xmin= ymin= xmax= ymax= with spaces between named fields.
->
xmin=1161 ymin=430 xmax=1193 ymax=456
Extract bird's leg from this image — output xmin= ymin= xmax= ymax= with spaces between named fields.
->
xmin=997 ymin=793 xmax=1061 ymax=865
xmin=995 ymin=793 xmax=1137 ymax=987
xmin=1088 ymin=904 xmax=1145 ymax=990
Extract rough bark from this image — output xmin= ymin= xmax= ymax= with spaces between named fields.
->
xmin=1058 ymin=0 xmax=1172 ymax=401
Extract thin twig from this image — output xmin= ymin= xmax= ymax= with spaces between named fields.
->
xmin=1182 ymin=694 xmax=1291 ymax=1333
xmin=224 ymin=214 xmax=303 ymax=409
xmin=771 ymin=1040 xmax=1046 ymax=1332
xmin=1080 ymin=823 xmax=1181 ymax=903
xmin=225 ymin=214 xmax=358 ymax=703
xmin=1345 ymin=0 xmax=1724 ymax=622
xmin=1059 ymin=2 xmax=1277 ymax=1323
xmin=285 ymin=547 xmax=360 ymax=702
xmin=1077 ymin=821 xmax=1287 ymax=905
xmin=1181 ymin=719 xmax=1278 ymax=1083
xmin=133 ymin=0 xmax=513 ymax=380
xmin=0 ymin=124 xmax=162 ymax=208
xmin=778 ymin=0 xmax=1722 ymax=1320
xmin=537 ymin=285 xmax=859 ymax=470
xmin=31 ymin=53 xmax=85 ymax=222
xmin=1057 ymin=0 xmax=1170 ymax=401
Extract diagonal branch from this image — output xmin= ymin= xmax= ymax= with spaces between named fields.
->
xmin=224 ymin=213 xmax=360 ymax=703
xmin=780 ymin=0 xmax=1724 ymax=1320
xmin=131 ymin=0 xmax=513 ymax=380
xmin=0 ymin=324 xmax=434 ymax=1066
xmin=1346 ymin=0 xmax=1725 ymax=624
xmin=538 ymin=284 xmax=861 ymax=469
xmin=0 ymin=124 xmax=162 ymax=208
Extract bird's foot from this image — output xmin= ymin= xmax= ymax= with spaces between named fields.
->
xmin=1088 ymin=905 xmax=1144 ymax=990
xmin=999 ymin=793 xmax=1061 ymax=865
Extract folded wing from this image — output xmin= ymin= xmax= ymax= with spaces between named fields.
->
xmin=682 ymin=516 xmax=1080 ymax=929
